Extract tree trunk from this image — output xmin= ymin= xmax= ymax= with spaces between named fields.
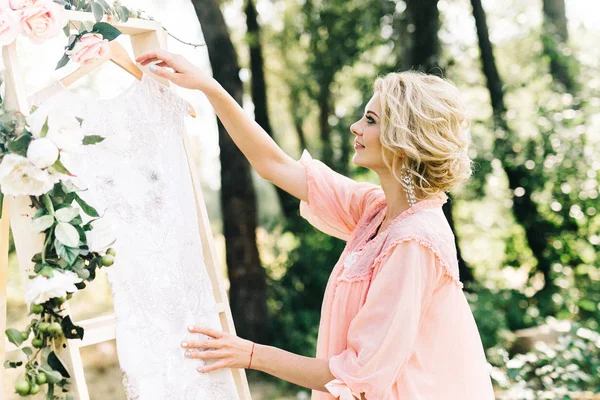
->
xmin=542 ymin=0 xmax=576 ymax=91
xmin=406 ymin=0 xmax=441 ymax=74
xmin=471 ymin=0 xmax=558 ymax=314
xmin=405 ymin=0 xmax=474 ymax=285
xmin=244 ymin=0 xmax=299 ymax=221
xmin=442 ymin=195 xmax=474 ymax=284
xmin=319 ymin=86 xmax=334 ymax=168
xmin=191 ymin=0 xmax=268 ymax=343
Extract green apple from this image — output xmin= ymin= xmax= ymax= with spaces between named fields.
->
xmin=15 ymin=378 xmax=30 ymax=396
xmin=38 ymin=322 xmax=50 ymax=333
xmin=101 ymin=254 xmax=114 ymax=266
xmin=30 ymin=304 xmax=44 ymax=314
xmin=48 ymin=322 xmax=63 ymax=338
xmin=29 ymin=383 xmax=40 ymax=395
xmin=36 ymin=372 xmax=47 ymax=385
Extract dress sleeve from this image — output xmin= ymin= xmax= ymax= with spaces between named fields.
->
xmin=299 ymin=150 xmax=383 ymax=241
xmin=325 ymin=240 xmax=442 ymax=400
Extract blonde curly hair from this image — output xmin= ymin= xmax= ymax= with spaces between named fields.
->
xmin=374 ymin=71 xmax=472 ymax=199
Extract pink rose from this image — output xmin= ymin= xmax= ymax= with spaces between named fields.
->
xmin=0 ymin=7 xmax=20 ymax=46
xmin=66 ymin=33 xmax=110 ymax=64
xmin=9 ymin=0 xmax=37 ymax=10
xmin=20 ymin=0 xmax=65 ymax=44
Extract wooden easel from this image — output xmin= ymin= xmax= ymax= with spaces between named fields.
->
xmin=0 ymin=11 xmax=251 ymax=400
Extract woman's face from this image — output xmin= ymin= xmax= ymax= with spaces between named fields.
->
xmin=350 ymin=93 xmax=385 ymax=171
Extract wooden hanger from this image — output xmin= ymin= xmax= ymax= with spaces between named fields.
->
xmin=60 ymin=41 xmax=197 ymax=118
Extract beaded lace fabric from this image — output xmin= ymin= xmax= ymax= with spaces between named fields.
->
xmin=29 ymin=75 xmax=239 ymax=400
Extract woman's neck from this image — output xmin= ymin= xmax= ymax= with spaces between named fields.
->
xmin=378 ymin=170 xmax=412 ymax=224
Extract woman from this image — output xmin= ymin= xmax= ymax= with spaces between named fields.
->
xmin=136 ymin=49 xmax=495 ymax=399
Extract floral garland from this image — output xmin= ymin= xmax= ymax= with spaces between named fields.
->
xmin=0 ymin=1 xmax=141 ymax=398
xmin=0 ymin=105 xmax=115 ymax=399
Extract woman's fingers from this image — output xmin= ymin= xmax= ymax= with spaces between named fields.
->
xmin=181 ymin=339 xmax=224 ymax=349
xmin=188 ymin=325 xmax=225 ymax=339
xmin=136 ymin=49 xmax=173 ymax=65
xmin=199 ymin=360 xmax=230 ymax=373
xmin=184 ymin=349 xmax=228 ymax=360
xmin=149 ymin=65 xmax=177 ymax=81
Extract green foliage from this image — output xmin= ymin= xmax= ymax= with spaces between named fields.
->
xmin=266 ymin=218 xmax=345 ymax=357
xmin=468 ymin=286 xmax=540 ymax=350
xmin=489 ymin=321 xmax=600 ymax=398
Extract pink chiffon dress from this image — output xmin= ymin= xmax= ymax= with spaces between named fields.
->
xmin=299 ymin=151 xmax=495 ymax=400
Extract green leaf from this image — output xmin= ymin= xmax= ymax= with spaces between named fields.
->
xmin=55 ymin=207 xmax=79 ymax=223
xmin=54 ymin=239 xmax=79 ymax=266
xmin=74 ymin=224 xmax=86 ymax=244
xmin=578 ymin=299 xmax=596 ymax=312
xmin=82 ymin=135 xmax=105 ymax=145
xmin=22 ymin=346 xmax=33 ymax=357
xmin=31 ymin=215 xmax=55 ymax=233
xmin=3 ymin=360 xmax=23 ymax=369
xmin=39 ymin=266 xmax=55 ymax=278
xmin=50 ymin=157 xmax=72 ymax=176
xmin=40 ymin=364 xmax=64 ymax=384
xmin=55 ymin=53 xmax=70 ymax=70
xmin=92 ymin=22 xmax=121 ymax=41
xmin=73 ymin=265 xmax=89 ymax=280
xmin=71 ymin=215 xmax=83 ymax=226
xmin=7 ymin=133 xmax=32 ymax=155
xmin=0 ymin=192 xmax=4 ymax=219
xmin=39 ymin=117 xmax=49 ymax=138
xmin=48 ymin=351 xmax=71 ymax=378
xmin=56 ymin=222 xmax=79 ymax=247
xmin=117 ymin=6 xmax=129 ymax=22
xmin=5 ymin=328 xmax=24 ymax=347
xmin=74 ymin=194 xmax=99 ymax=217
xmin=60 ymin=317 xmax=84 ymax=341
xmin=66 ymin=34 xmax=77 ymax=48
xmin=62 ymin=22 xmax=70 ymax=38
xmin=91 ymin=1 xmax=104 ymax=22
xmin=33 ymin=208 xmax=46 ymax=219
xmin=95 ymin=0 xmax=110 ymax=10
xmin=75 ymin=117 xmax=84 ymax=126
xmin=61 ymin=180 xmax=79 ymax=194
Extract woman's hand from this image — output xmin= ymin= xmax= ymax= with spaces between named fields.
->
xmin=136 ymin=49 xmax=217 ymax=93
xmin=182 ymin=326 xmax=254 ymax=373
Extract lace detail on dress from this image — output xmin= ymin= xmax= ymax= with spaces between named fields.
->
xmin=371 ymin=235 xmax=462 ymax=288
xmin=337 ymin=194 xmax=460 ymax=287
xmin=121 ymin=369 xmax=140 ymax=400
xmin=28 ymin=76 xmax=239 ymax=399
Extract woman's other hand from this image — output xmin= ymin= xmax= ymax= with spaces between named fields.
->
xmin=182 ymin=326 xmax=255 ymax=373
xmin=136 ymin=49 xmax=217 ymax=93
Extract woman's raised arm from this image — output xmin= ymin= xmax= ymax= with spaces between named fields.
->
xmin=136 ymin=49 xmax=308 ymax=202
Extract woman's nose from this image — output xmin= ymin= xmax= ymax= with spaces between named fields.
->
xmin=350 ymin=122 xmax=361 ymax=136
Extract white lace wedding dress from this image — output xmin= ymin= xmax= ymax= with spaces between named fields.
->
xmin=30 ymin=75 xmax=239 ymax=400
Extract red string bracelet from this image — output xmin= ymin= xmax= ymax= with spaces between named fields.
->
xmin=248 ymin=342 xmax=256 ymax=369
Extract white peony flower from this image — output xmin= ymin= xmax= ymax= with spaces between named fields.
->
xmin=27 ymin=108 xmax=84 ymax=153
xmin=0 ymin=154 xmax=59 ymax=196
xmin=25 ymin=270 xmax=83 ymax=305
xmin=85 ymin=216 xmax=117 ymax=255
xmin=27 ymin=137 xmax=59 ymax=169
